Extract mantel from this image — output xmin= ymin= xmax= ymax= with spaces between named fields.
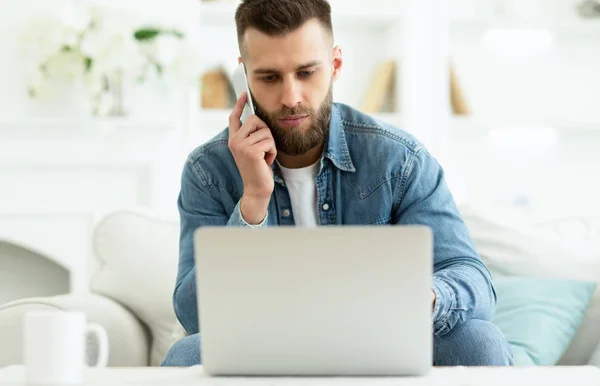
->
xmin=0 ymin=116 xmax=180 ymax=140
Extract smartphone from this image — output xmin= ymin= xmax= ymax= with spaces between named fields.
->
xmin=231 ymin=62 xmax=255 ymax=124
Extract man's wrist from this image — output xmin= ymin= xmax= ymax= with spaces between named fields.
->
xmin=240 ymin=194 xmax=270 ymax=225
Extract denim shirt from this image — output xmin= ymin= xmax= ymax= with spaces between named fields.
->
xmin=174 ymin=102 xmax=497 ymax=338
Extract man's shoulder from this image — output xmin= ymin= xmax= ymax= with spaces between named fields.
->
xmin=334 ymin=103 xmax=425 ymax=155
xmin=187 ymin=128 xmax=231 ymax=164
xmin=183 ymin=128 xmax=239 ymax=187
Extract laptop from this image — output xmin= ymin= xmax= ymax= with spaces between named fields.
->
xmin=193 ymin=226 xmax=433 ymax=376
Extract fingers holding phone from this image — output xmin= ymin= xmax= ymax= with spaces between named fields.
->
xmin=228 ymin=92 xmax=277 ymax=224
xmin=244 ymin=127 xmax=277 ymax=166
xmin=229 ymin=92 xmax=276 ymax=172
xmin=228 ymin=90 xmax=247 ymax=137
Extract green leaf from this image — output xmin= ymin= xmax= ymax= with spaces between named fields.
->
xmin=85 ymin=57 xmax=93 ymax=71
xmin=134 ymin=27 xmax=185 ymax=41
xmin=165 ymin=29 xmax=185 ymax=39
xmin=134 ymin=28 xmax=161 ymax=41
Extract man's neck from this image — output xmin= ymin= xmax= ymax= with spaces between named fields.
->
xmin=277 ymin=143 xmax=324 ymax=169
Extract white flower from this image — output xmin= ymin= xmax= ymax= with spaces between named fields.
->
xmin=90 ymin=4 xmax=144 ymax=39
xmin=20 ymin=18 xmax=79 ymax=64
xmin=44 ymin=50 xmax=87 ymax=80
xmin=58 ymin=2 xmax=92 ymax=32
xmin=153 ymin=34 xmax=182 ymax=68
xmin=82 ymin=27 xmax=148 ymax=80
xmin=20 ymin=1 xmax=200 ymax=113
xmin=168 ymin=39 xmax=203 ymax=86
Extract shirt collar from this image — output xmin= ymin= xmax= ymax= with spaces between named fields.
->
xmin=323 ymin=103 xmax=356 ymax=172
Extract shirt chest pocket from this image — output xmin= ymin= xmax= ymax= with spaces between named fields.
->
xmin=340 ymin=174 xmax=398 ymax=225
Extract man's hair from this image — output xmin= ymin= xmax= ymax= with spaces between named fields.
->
xmin=235 ymin=0 xmax=333 ymax=56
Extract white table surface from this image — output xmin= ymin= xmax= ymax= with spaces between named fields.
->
xmin=1 ymin=365 xmax=599 ymax=386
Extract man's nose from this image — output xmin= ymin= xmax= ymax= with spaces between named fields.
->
xmin=281 ymin=78 xmax=302 ymax=108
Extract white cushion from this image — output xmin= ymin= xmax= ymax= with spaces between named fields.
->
xmin=460 ymin=203 xmax=600 ymax=365
xmin=91 ymin=208 xmax=182 ymax=366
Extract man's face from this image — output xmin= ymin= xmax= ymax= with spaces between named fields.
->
xmin=241 ymin=19 xmax=343 ymax=156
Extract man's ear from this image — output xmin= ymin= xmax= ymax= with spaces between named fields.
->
xmin=238 ymin=56 xmax=243 ymax=64
xmin=332 ymin=45 xmax=343 ymax=82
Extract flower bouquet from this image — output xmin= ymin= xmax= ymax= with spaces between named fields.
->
xmin=20 ymin=2 xmax=200 ymax=117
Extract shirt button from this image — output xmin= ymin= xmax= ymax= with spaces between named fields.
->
xmin=282 ymin=209 xmax=291 ymax=217
xmin=322 ymin=203 xmax=330 ymax=211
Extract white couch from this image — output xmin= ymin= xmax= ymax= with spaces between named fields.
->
xmin=0 ymin=205 xmax=599 ymax=367
xmin=0 ymin=209 xmax=183 ymax=367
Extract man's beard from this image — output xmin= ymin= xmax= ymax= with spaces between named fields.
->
xmin=253 ymin=81 xmax=333 ymax=156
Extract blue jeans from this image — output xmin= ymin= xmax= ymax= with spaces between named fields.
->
xmin=161 ymin=319 xmax=513 ymax=367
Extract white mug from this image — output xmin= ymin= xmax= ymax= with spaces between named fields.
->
xmin=24 ymin=310 xmax=109 ymax=385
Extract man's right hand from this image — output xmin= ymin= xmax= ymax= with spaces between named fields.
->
xmin=228 ymin=92 xmax=277 ymax=225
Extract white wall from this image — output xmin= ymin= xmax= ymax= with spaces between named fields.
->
xmin=442 ymin=21 xmax=600 ymax=215
xmin=451 ymin=26 xmax=600 ymax=124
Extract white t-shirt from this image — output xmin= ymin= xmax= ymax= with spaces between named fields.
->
xmin=277 ymin=160 xmax=320 ymax=227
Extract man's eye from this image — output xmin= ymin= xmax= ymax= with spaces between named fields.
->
xmin=299 ymin=70 xmax=315 ymax=78
xmin=262 ymin=75 xmax=277 ymax=82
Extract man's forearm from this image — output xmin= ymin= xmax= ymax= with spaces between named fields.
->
xmin=173 ymin=268 xmax=199 ymax=335
xmin=174 ymin=198 xmax=269 ymax=335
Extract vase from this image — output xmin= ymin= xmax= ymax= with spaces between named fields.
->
xmin=106 ymin=71 xmax=127 ymax=117
xmin=91 ymin=70 xmax=133 ymax=118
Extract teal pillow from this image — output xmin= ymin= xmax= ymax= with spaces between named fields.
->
xmin=491 ymin=276 xmax=597 ymax=366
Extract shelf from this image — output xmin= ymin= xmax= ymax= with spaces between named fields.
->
xmin=0 ymin=116 xmax=178 ymax=140
xmin=196 ymin=109 xmax=600 ymax=138
xmin=451 ymin=17 xmax=600 ymax=36
xmin=199 ymin=2 xmax=402 ymax=29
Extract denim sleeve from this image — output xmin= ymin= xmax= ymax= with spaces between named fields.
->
xmin=393 ymin=149 xmax=497 ymax=337
xmin=174 ymin=160 xmax=268 ymax=334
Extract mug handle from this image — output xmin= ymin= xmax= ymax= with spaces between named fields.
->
xmin=86 ymin=322 xmax=109 ymax=367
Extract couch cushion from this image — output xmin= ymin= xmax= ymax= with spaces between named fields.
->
xmin=491 ymin=276 xmax=596 ymax=365
xmin=91 ymin=208 xmax=182 ymax=366
xmin=460 ymin=203 xmax=600 ymax=365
